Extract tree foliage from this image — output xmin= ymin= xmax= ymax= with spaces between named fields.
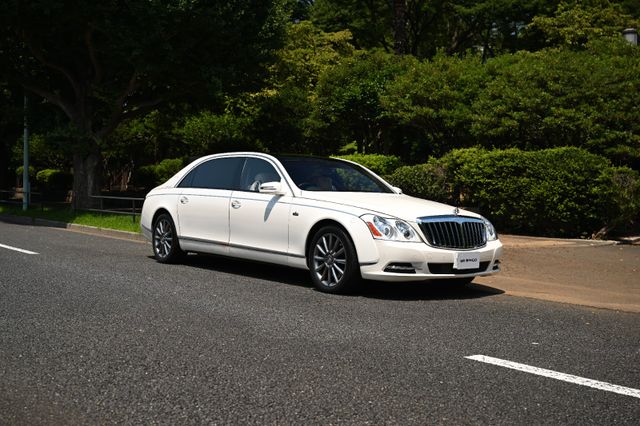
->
xmin=0 ymin=0 xmax=288 ymax=205
xmin=308 ymin=50 xmax=415 ymax=154
xmin=526 ymin=0 xmax=639 ymax=48
xmin=1 ymin=1 xmax=638 ymax=237
xmin=311 ymin=0 xmax=560 ymax=57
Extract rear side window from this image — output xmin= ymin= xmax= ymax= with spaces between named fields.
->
xmin=178 ymin=157 xmax=243 ymax=190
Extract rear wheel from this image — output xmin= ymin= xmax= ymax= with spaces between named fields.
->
xmin=308 ymin=226 xmax=360 ymax=294
xmin=152 ymin=213 xmax=183 ymax=263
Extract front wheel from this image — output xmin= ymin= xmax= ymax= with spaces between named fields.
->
xmin=152 ymin=213 xmax=183 ymax=263
xmin=308 ymin=226 xmax=360 ymax=294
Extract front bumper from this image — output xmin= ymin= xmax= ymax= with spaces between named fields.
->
xmin=359 ymin=239 xmax=503 ymax=282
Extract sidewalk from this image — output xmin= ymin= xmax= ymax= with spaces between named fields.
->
xmin=476 ymin=235 xmax=640 ymax=313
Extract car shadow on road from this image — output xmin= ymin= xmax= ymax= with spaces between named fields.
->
xmin=175 ymin=253 xmax=313 ymax=289
xmin=168 ymin=254 xmax=505 ymax=301
xmin=360 ymin=280 xmax=504 ymax=301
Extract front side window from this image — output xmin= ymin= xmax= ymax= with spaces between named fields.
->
xmin=178 ymin=157 xmax=244 ymax=190
xmin=278 ymin=157 xmax=392 ymax=193
xmin=239 ymin=158 xmax=282 ymax=192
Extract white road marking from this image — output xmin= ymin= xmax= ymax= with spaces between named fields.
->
xmin=466 ymin=354 xmax=640 ymax=399
xmin=0 ymin=243 xmax=39 ymax=255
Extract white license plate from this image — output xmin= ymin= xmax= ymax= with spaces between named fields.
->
xmin=454 ymin=252 xmax=480 ymax=270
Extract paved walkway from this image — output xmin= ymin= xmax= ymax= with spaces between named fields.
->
xmin=476 ymin=235 xmax=640 ymax=313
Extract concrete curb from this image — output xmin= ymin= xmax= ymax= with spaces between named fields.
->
xmin=0 ymin=214 xmax=146 ymax=242
xmin=500 ymin=234 xmax=619 ymax=248
xmin=0 ymin=213 xmax=629 ymax=247
xmin=618 ymin=236 xmax=640 ymax=245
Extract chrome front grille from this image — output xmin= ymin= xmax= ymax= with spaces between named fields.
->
xmin=417 ymin=216 xmax=486 ymax=249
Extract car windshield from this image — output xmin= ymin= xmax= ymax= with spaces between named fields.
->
xmin=278 ymin=156 xmax=393 ymax=193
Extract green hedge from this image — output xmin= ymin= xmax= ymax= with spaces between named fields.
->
xmin=134 ymin=158 xmax=185 ymax=189
xmin=335 ymin=154 xmax=402 ymax=175
xmin=383 ymin=160 xmax=450 ymax=203
xmin=386 ymin=147 xmax=640 ymax=237
xmin=35 ymin=169 xmax=72 ymax=191
xmin=15 ymin=166 xmax=36 ymax=180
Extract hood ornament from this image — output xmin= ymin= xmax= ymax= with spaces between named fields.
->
xmin=453 ymin=207 xmax=460 ymax=216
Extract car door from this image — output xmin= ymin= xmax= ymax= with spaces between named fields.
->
xmin=176 ymin=157 xmax=244 ymax=254
xmin=228 ymin=157 xmax=292 ymax=264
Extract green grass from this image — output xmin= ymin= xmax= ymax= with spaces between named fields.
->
xmin=0 ymin=204 xmax=141 ymax=233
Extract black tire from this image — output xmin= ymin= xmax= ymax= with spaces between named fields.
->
xmin=308 ymin=225 xmax=360 ymax=294
xmin=152 ymin=213 xmax=183 ymax=263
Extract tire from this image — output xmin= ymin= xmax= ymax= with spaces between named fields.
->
xmin=308 ymin=225 xmax=360 ymax=294
xmin=152 ymin=213 xmax=183 ymax=263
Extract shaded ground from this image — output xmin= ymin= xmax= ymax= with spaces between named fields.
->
xmin=477 ymin=236 xmax=640 ymax=313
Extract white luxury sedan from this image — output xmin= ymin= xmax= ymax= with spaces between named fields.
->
xmin=141 ymin=152 xmax=502 ymax=293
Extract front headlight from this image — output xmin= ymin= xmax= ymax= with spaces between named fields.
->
xmin=361 ymin=214 xmax=421 ymax=242
xmin=482 ymin=217 xmax=498 ymax=241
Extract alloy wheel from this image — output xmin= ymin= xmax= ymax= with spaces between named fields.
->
xmin=154 ymin=217 xmax=173 ymax=259
xmin=312 ymin=233 xmax=347 ymax=288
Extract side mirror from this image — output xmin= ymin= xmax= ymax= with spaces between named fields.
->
xmin=392 ymin=186 xmax=403 ymax=194
xmin=259 ymin=181 xmax=285 ymax=195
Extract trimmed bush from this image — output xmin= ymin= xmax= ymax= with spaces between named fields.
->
xmin=385 ymin=160 xmax=450 ymax=203
xmin=335 ymin=154 xmax=402 ymax=175
xmin=595 ymin=166 xmax=640 ymax=236
xmin=154 ymin=158 xmax=184 ymax=183
xmin=15 ymin=166 xmax=36 ymax=180
xmin=134 ymin=158 xmax=185 ymax=189
xmin=385 ymin=147 xmax=640 ymax=237
xmin=445 ymin=147 xmax=639 ymax=237
xmin=35 ymin=169 xmax=72 ymax=191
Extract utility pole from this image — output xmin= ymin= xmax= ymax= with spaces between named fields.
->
xmin=22 ymin=94 xmax=29 ymax=211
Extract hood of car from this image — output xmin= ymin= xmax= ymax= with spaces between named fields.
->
xmin=299 ymin=192 xmax=481 ymax=222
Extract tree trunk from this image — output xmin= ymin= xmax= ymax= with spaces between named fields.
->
xmin=73 ymin=149 xmax=102 ymax=209
xmin=393 ymin=0 xmax=408 ymax=55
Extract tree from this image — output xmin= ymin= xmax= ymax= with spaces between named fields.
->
xmin=526 ymin=0 xmax=639 ymax=48
xmin=207 ymin=21 xmax=358 ymax=155
xmin=310 ymin=0 xmax=393 ymax=51
xmin=469 ymin=40 xmax=640 ymax=168
xmin=308 ymin=51 xmax=415 ymax=154
xmin=310 ymin=0 xmax=559 ymax=58
xmin=382 ymin=52 xmax=488 ymax=159
xmin=452 ymin=0 xmax=560 ymax=57
xmin=0 ymin=0 xmax=287 ymax=206
xmin=0 ymin=81 xmax=22 ymax=189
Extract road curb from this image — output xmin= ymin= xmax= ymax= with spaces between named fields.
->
xmin=500 ymin=234 xmax=618 ymax=247
xmin=0 ymin=214 xmax=145 ymax=242
xmin=1 ymin=213 xmax=627 ymax=246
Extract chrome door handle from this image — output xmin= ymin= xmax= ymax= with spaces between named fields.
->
xmin=179 ymin=196 xmax=189 ymax=204
xmin=231 ymin=200 xmax=241 ymax=209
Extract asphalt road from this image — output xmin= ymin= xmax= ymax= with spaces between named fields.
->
xmin=1 ymin=221 xmax=638 ymax=424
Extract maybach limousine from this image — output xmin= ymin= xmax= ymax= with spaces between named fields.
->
xmin=141 ymin=152 xmax=502 ymax=293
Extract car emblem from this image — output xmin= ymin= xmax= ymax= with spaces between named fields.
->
xmin=454 ymin=207 xmax=460 ymax=216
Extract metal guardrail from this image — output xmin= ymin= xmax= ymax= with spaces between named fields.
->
xmin=0 ymin=189 xmax=44 ymax=208
xmin=0 ymin=189 xmax=144 ymax=222
xmin=88 ymin=194 xmax=145 ymax=222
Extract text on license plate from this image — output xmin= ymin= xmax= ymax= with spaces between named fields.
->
xmin=454 ymin=252 xmax=480 ymax=270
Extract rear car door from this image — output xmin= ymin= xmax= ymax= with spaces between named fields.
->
xmin=176 ymin=157 xmax=244 ymax=254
